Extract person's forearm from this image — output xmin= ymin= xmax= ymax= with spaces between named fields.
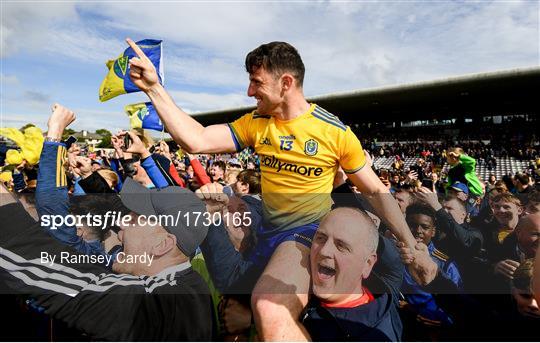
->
xmin=146 ymin=85 xmax=206 ymax=153
xmin=46 ymin=125 xmax=63 ymax=139
xmin=109 ymin=158 xmax=124 ymax=190
xmin=435 ymin=210 xmax=482 ymax=253
xmin=349 ymin=168 xmax=417 ymax=248
xmin=12 ymin=172 xmax=26 ymax=192
xmin=364 ymin=193 xmax=417 ymax=248
xmin=190 ymin=158 xmax=211 ymax=186
xmin=141 ymin=155 xmax=169 ymax=189
xmin=200 ymin=222 xmax=261 ymax=293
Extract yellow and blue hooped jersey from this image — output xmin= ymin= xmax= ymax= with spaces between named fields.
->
xmin=228 ymin=103 xmax=366 ymax=230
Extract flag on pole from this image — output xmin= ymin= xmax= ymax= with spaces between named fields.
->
xmin=99 ymin=39 xmax=164 ymax=102
xmin=125 ymin=102 xmax=164 ymax=131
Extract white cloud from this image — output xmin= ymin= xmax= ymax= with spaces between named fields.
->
xmin=168 ymin=90 xmax=253 ymax=113
xmin=165 ymin=54 xmax=246 ymax=89
xmin=1 ymin=2 xmax=123 ymax=63
xmin=0 ymin=73 xmax=19 ymax=86
xmin=5 ymin=2 xmax=538 ymax=87
xmin=69 ymin=108 xmax=128 ymax=132
xmin=43 ymin=27 xmax=125 ymax=64
xmin=1 ymin=1 xmax=538 ymax=128
xmin=1 ymin=2 xmax=78 ymax=58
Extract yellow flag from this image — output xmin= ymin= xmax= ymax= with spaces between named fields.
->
xmin=99 ymin=39 xmax=163 ymax=102
xmin=0 ymin=171 xmax=12 ymax=183
xmin=0 ymin=126 xmax=44 ymax=165
xmin=6 ymin=150 xmax=23 ymax=165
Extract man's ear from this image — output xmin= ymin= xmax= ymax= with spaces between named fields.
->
xmin=152 ymin=233 xmax=177 ymax=257
xmin=362 ymin=254 xmax=378 ymax=279
xmin=281 ymin=74 xmax=294 ymax=91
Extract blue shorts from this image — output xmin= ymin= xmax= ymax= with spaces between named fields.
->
xmin=247 ymin=222 xmax=319 ymax=269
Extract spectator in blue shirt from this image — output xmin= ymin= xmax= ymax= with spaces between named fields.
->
xmin=400 ymin=203 xmax=463 ymax=339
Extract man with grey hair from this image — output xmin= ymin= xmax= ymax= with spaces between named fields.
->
xmin=302 ymin=207 xmax=404 ymax=341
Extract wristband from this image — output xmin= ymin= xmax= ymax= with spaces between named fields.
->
xmin=45 ymin=136 xmax=62 ymax=143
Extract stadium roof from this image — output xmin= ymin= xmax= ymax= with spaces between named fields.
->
xmin=192 ymin=66 xmax=540 ymax=125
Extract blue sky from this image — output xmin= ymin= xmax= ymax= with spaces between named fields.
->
xmin=1 ymin=1 xmax=538 ymax=132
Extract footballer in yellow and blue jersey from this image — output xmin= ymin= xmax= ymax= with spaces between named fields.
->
xmin=228 ymin=103 xmax=366 ymax=231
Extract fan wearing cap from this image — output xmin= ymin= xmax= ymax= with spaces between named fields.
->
xmin=448 ymin=181 xmax=469 ymax=202
xmin=0 ymin=104 xmax=215 ymax=340
xmin=116 ymin=177 xmax=209 ymax=274
xmin=448 ymin=181 xmax=480 ymax=217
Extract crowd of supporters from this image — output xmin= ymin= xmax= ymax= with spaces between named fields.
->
xmin=1 ymin=107 xmax=540 ymax=341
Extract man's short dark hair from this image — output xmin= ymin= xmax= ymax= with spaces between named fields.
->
xmin=237 ymin=169 xmax=261 ymax=194
xmin=406 ymin=203 xmax=436 ymax=221
xmin=515 ymin=172 xmax=530 ymax=186
xmin=212 ymin=161 xmax=226 ymax=173
xmin=395 ymin=184 xmax=413 ymax=193
xmin=245 ymin=41 xmax=305 ymax=87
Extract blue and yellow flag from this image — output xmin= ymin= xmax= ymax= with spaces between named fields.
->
xmin=99 ymin=39 xmax=164 ymax=102
xmin=125 ymin=102 xmax=164 ymax=131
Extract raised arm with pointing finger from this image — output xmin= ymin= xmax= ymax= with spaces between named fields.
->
xmin=129 ymin=39 xmax=437 ymax=340
xmin=127 ymin=38 xmax=236 ymax=153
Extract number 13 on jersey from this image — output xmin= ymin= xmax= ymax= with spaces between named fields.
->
xmin=280 ymin=140 xmax=293 ymax=151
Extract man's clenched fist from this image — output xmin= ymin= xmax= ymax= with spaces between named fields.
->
xmin=47 ymin=103 xmax=76 ymax=139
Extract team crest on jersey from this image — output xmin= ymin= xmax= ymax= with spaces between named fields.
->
xmin=304 ymin=139 xmax=318 ymax=156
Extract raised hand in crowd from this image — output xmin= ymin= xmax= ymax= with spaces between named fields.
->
xmin=494 ymin=259 xmax=520 ymax=280
xmin=117 ymin=131 xmax=151 ymax=159
xmin=72 ymin=156 xmax=92 ymax=179
xmin=46 ymin=103 xmax=76 ymax=139
xmin=67 ymin=143 xmax=81 ymax=170
xmin=196 ymin=182 xmax=228 ymax=215
xmin=406 ymin=170 xmax=419 ymax=183
xmin=126 ymin=38 xmax=160 ymax=93
xmin=111 ymin=134 xmax=125 ymax=159
xmin=415 ymin=186 xmax=442 ymax=211
xmin=158 ymin=141 xmax=172 ymax=161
